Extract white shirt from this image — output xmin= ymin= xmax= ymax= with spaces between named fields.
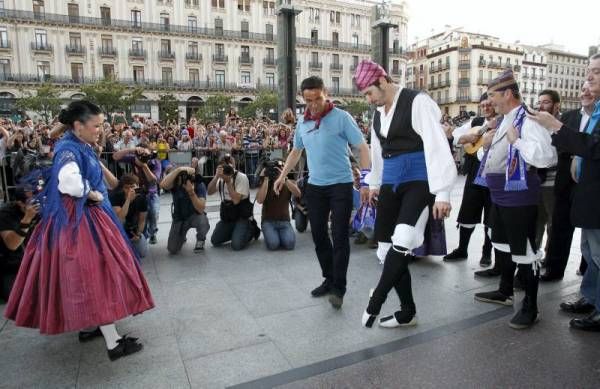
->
xmin=58 ymin=161 xmax=88 ymax=197
xmin=217 ymin=171 xmax=250 ymax=201
xmin=580 ymin=108 xmax=591 ymax=132
xmin=367 ymin=87 xmax=457 ymax=203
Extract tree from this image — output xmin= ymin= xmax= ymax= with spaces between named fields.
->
xmin=344 ymin=99 xmax=370 ymax=119
xmin=80 ymin=79 xmax=144 ymax=118
xmin=158 ymin=93 xmax=179 ymax=124
xmin=195 ymin=94 xmax=232 ymax=124
xmin=239 ymin=90 xmax=278 ymax=119
xmin=17 ymin=83 xmax=62 ymax=123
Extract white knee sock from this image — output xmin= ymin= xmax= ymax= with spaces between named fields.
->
xmin=100 ymin=324 xmax=121 ymax=350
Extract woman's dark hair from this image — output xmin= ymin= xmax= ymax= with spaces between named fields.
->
xmin=58 ymin=100 xmax=102 ymax=127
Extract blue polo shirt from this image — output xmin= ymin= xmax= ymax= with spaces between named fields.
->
xmin=294 ymin=107 xmax=365 ymax=186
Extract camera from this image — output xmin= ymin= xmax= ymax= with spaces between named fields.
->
xmin=264 ymin=160 xmax=283 ymax=181
xmin=136 ymin=149 xmax=157 ymax=164
xmin=222 ymin=165 xmax=235 ymax=176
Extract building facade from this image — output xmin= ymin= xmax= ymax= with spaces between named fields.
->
xmin=0 ymin=0 xmax=409 ymax=120
xmin=541 ymin=45 xmax=589 ymax=111
xmin=519 ymin=45 xmax=548 ymax=108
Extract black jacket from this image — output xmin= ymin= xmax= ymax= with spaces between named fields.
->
xmin=553 ymin=109 xmax=582 ymax=197
xmin=551 ymin=113 xmax=600 ymax=229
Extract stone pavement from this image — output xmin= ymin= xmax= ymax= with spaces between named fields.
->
xmin=0 ymin=176 xmax=597 ymax=388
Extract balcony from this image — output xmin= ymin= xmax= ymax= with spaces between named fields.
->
xmin=530 ymin=74 xmax=538 ymax=80
xmin=488 ymin=61 xmax=503 ymax=68
xmin=458 ymin=60 xmax=471 ymax=69
xmin=30 ymin=42 xmax=53 ymax=54
xmin=428 ymin=82 xmax=437 ymax=90
xmin=522 ymin=74 xmax=530 ymax=79
xmin=309 ymin=61 xmax=323 ymax=70
xmin=128 ymin=49 xmax=147 ymax=60
xmin=391 ymin=68 xmax=400 ymax=75
xmin=350 ymin=64 xmax=358 ymax=72
xmin=212 ymin=54 xmax=228 ymax=64
xmin=98 ymin=47 xmax=117 ymax=57
xmin=330 ymin=63 xmax=343 ymax=71
xmin=263 ymin=57 xmax=276 ymax=66
xmin=539 ymin=76 xmax=545 ymax=81
xmin=430 ymin=63 xmax=450 ymax=73
xmin=439 ymin=80 xmax=450 ymax=88
xmin=477 ymin=77 xmax=491 ymax=85
xmin=457 ymin=95 xmax=471 ymax=103
xmin=185 ymin=52 xmax=202 ymax=62
xmin=239 ymin=55 xmax=253 ymax=65
xmin=0 ymin=40 xmax=11 ymax=51
xmin=65 ymin=44 xmax=86 ymax=56
xmin=458 ymin=78 xmax=470 ymax=87
xmin=297 ymin=37 xmax=370 ymax=53
xmin=478 ymin=59 xmax=486 ymax=67
xmin=158 ymin=50 xmax=175 ymax=61
xmin=184 ymin=0 xmax=200 ymax=8
xmin=522 ymin=88 xmax=530 ymax=93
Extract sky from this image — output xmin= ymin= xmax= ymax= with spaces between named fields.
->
xmin=402 ymin=0 xmax=599 ymax=55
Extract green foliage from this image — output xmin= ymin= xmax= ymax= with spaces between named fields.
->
xmin=195 ymin=93 xmax=232 ymax=124
xmin=80 ymin=79 xmax=144 ymax=117
xmin=16 ymin=83 xmax=62 ymax=123
xmin=158 ymin=93 xmax=179 ymax=123
xmin=238 ymin=90 xmax=278 ymax=119
xmin=343 ymin=99 xmax=370 ymax=118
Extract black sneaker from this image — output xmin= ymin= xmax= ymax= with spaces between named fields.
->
xmin=107 ymin=336 xmax=143 ymax=361
xmin=479 ymin=254 xmax=492 ymax=267
xmin=474 ymin=290 xmax=514 ymax=306
xmin=474 ymin=268 xmax=501 ymax=278
xmin=509 ymin=308 xmax=539 ymax=329
xmin=149 ymin=235 xmax=157 ymax=245
xmin=310 ymin=281 xmax=331 ymax=297
xmin=194 ymin=240 xmax=205 ymax=253
xmin=328 ymin=293 xmax=343 ymax=309
xmin=443 ymin=248 xmax=468 ymax=262
xmin=379 ymin=310 xmax=417 ymax=328
xmin=78 ymin=327 xmax=102 ymax=343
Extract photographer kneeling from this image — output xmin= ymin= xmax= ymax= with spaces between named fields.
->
xmin=256 ymin=160 xmax=300 ymax=250
xmin=109 ymin=174 xmax=149 ymax=258
xmin=160 ymin=165 xmax=210 ymax=254
xmin=208 ymin=154 xmax=257 ymax=251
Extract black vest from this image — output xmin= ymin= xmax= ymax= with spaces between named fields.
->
xmin=462 ymin=117 xmax=485 ymax=181
xmin=373 ymin=88 xmax=422 ymax=158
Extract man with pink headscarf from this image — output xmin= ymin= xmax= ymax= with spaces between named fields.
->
xmin=354 ymin=59 xmax=457 ymax=329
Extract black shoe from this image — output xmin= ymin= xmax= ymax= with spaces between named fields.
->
xmin=570 ymin=311 xmax=600 ymax=332
xmin=540 ymin=271 xmax=563 ymax=282
xmin=310 ymin=281 xmax=331 ymax=297
xmin=443 ymin=248 xmax=468 ymax=262
xmin=354 ymin=233 xmax=368 ymax=245
xmin=513 ymin=275 xmax=523 ymax=291
xmin=78 ymin=327 xmax=102 ymax=343
xmin=194 ymin=240 xmax=205 ymax=253
xmin=479 ymin=254 xmax=492 ymax=267
xmin=253 ymin=224 xmax=261 ymax=241
xmin=474 ymin=290 xmax=514 ymax=306
xmin=149 ymin=235 xmax=157 ymax=245
xmin=328 ymin=293 xmax=343 ymax=309
xmin=474 ymin=268 xmax=501 ymax=278
xmin=509 ymin=308 xmax=539 ymax=329
xmin=379 ymin=310 xmax=417 ymax=328
xmin=107 ymin=336 xmax=143 ymax=361
xmin=560 ymin=298 xmax=595 ymax=314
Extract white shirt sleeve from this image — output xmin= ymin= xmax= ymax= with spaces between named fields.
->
xmin=451 ymin=121 xmax=472 ymax=147
xmin=476 ymin=146 xmax=485 ymax=161
xmin=366 ymin=125 xmax=383 ymax=190
xmin=513 ymin=119 xmax=558 ymax=169
xmin=411 ymin=94 xmax=457 ymax=203
xmin=58 ymin=161 xmax=88 ymax=198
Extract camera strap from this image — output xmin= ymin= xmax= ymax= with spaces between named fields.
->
xmin=218 ymin=172 xmax=238 ymax=202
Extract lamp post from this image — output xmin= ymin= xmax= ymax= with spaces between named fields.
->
xmin=371 ymin=0 xmax=397 ymax=72
xmin=276 ymin=0 xmax=302 ymax=116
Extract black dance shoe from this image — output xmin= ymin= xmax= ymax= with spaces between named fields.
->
xmin=443 ymin=248 xmax=468 ymax=262
xmin=560 ymin=298 xmax=595 ymax=314
xmin=108 ymin=336 xmax=143 ymax=361
xmin=78 ymin=327 xmax=102 ymax=343
xmin=310 ymin=281 xmax=331 ymax=297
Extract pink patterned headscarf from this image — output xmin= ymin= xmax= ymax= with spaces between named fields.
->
xmin=353 ymin=60 xmax=388 ymax=91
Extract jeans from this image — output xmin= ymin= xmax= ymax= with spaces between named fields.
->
xmin=245 ymin=153 xmax=260 ymax=187
xmin=131 ymin=234 xmax=148 ymax=258
xmin=211 ymin=219 xmax=253 ymax=251
xmin=262 ymin=220 xmax=295 ymax=250
xmin=167 ymin=213 xmax=210 ymax=254
xmin=580 ymin=229 xmax=600 ymax=311
xmin=305 ymin=182 xmax=353 ymax=296
xmin=145 ymin=192 xmax=160 ymax=238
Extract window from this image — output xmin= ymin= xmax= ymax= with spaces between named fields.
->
xmin=241 ymin=21 xmax=249 ymax=38
xmin=188 ymin=42 xmax=198 ymax=56
xmin=393 ymin=39 xmax=399 ymax=53
xmin=332 ymin=77 xmax=339 ymax=93
xmin=263 ymin=1 xmax=275 ymax=16
xmin=188 ymin=16 xmax=197 ymax=33
xmin=34 ymin=29 xmax=47 ymax=48
xmin=311 ymin=52 xmax=318 ymax=64
xmin=352 ymin=56 xmax=359 ymax=68
xmin=0 ymin=59 xmax=10 ymax=80
xmin=71 ymin=63 xmax=83 ymax=82
xmin=69 ymin=32 xmax=81 ymax=48
xmin=212 ymin=0 xmax=225 ymax=9
xmin=161 ymin=39 xmax=171 ymax=55
xmin=133 ymin=66 xmax=144 ymax=83
xmin=0 ymin=27 xmax=7 ymax=48
xmin=351 ymin=14 xmax=360 ymax=27
xmin=68 ymin=3 xmax=79 ymax=22
xmin=309 ymin=8 xmax=320 ymax=23
xmin=266 ymin=23 xmax=274 ymax=40
xmin=215 ymin=70 xmax=225 ymax=87
xmin=241 ymin=71 xmax=251 ymax=84
xmin=162 ymin=67 xmax=173 ymax=84
xmin=330 ymin=11 xmax=340 ymax=24
xmin=238 ymin=0 xmax=250 ymax=12
xmin=100 ymin=7 xmax=111 ymax=25
xmin=332 ymin=54 xmax=339 ymax=66
xmin=160 ymin=13 xmax=170 ymax=31
xmin=102 ymin=64 xmax=114 ymax=79
xmin=189 ymin=68 xmax=200 ymax=83
xmin=332 ymin=32 xmax=339 ymax=47
xmin=215 ymin=43 xmax=224 ymax=57
xmin=241 ymin=45 xmax=250 ymax=62
xmin=101 ymin=35 xmax=113 ymax=51
xmin=352 ymin=34 xmax=359 ymax=48
xmin=215 ymin=18 xmax=223 ymax=35
xmin=37 ymin=61 xmax=50 ymax=80
xmin=33 ymin=0 xmax=44 ymax=17
xmin=131 ymin=10 xmax=142 ymax=27
xmin=132 ymin=38 xmax=143 ymax=52
xmin=311 ymin=30 xmax=318 ymax=45
xmin=266 ymin=47 xmax=274 ymax=61
xmin=266 ymin=72 xmax=275 ymax=88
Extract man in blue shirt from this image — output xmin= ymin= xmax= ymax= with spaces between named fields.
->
xmin=274 ymin=76 xmax=370 ymax=309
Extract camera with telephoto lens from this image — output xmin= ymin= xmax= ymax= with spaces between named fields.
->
xmin=264 ymin=160 xmax=284 ymax=181
xmin=136 ymin=149 xmax=157 ymax=164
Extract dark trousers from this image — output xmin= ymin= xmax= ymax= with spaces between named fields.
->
xmin=545 ymin=191 xmax=575 ymax=277
xmin=498 ymin=250 xmax=539 ymax=311
xmin=211 ymin=219 xmax=253 ymax=251
xmin=305 ymin=182 xmax=353 ymax=295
